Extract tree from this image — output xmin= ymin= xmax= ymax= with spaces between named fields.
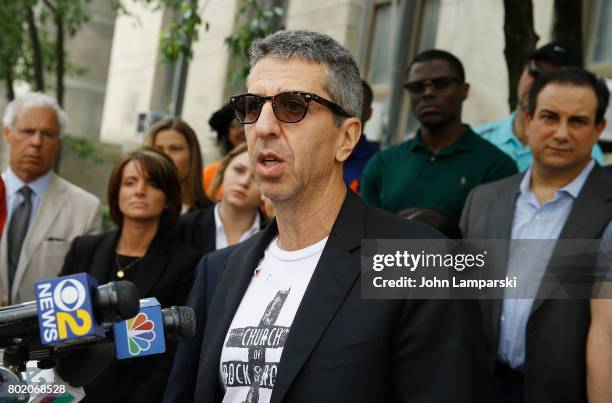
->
xmin=0 ymin=0 xmax=91 ymax=105
xmin=503 ymin=0 xmax=583 ymax=111
xmin=0 ymin=1 xmax=26 ymax=100
xmin=503 ymin=0 xmax=539 ymax=111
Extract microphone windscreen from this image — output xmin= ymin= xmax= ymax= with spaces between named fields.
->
xmin=113 ymin=281 xmax=140 ymax=320
xmin=162 ymin=306 xmax=196 ymax=339
xmin=178 ymin=306 xmax=196 ymax=339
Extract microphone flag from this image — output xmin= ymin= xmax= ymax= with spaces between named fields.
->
xmin=34 ymin=273 xmax=104 ymax=347
xmin=114 ymin=297 xmax=165 ymax=359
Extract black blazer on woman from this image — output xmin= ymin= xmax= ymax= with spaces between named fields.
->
xmin=176 ymin=204 xmax=268 ymax=255
xmin=60 ymin=226 xmax=202 ymax=403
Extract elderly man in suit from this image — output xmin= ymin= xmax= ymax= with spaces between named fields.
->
xmin=461 ymin=67 xmax=612 ymax=403
xmin=191 ymin=30 xmax=486 ymax=403
xmin=1 ymin=92 xmax=102 ymax=304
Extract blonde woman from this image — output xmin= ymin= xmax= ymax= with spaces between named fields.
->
xmin=144 ymin=118 xmax=212 ymax=213
xmin=176 ymin=143 xmax=266 ymax=254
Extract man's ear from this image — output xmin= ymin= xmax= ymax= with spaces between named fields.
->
xmin=524 ymin=111 xmax=533 ymax=130
xmin=461 ymin=83 xmax=470 ymax=102
xmin=336 ymin=117 xmax=361 ymax=162
xmin=596 ymin=118 xmax=607 ymax=139
xmin=2 ymin=127 xmax=10 ymax=144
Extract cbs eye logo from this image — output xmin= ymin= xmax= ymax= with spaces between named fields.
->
xmin=54 ymin=279 xmax=86 ymax=311
xmin=54 ymin=279 xmax=92 ymax=339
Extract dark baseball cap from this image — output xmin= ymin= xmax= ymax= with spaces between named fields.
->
xmin=530 ymin=42 xmax=583 ymax=68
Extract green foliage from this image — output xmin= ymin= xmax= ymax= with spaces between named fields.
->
xmin=159 ymin=0 xmax=201 ymax=63
xmin=225 ymin=0 xmax=283 ymax=84
xmin=101 ymin=204 xmax=114 ymax=231
xmin=63 ymin=134 xmax=104 ymax=164
xmin=0 ymin=0 xmax=92 ymax=100
xmin=116 ymin=0 xmax=202 ymax=64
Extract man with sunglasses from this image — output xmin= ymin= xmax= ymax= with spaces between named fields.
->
xmin=476 ymin=42 xmax=605 ymax=172
xmin=361 ymin=49 xmax=517 ymax=221
xmin=191 ymin=31 xmax=487 ymax=403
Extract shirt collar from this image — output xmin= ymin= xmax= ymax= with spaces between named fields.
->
xmin=519 ymin=159 xmax=596 ymax=200
xmin=214 ymin=202 xmax=261 ymax=237
xmin=4 ymin=167 xmax=52 ymax=199
xmin=500 ymin=112 xmax=530 ymax=150
xmin=408 ymin=125 xmax=477 ymax=154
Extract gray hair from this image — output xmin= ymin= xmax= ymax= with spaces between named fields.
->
xmin=3 ymin=92 xmax=68 ymax=133
xmin=250 ymin=30 xmax=363 ymax=126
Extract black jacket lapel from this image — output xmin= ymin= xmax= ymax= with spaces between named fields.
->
xmin=194 ymin=219 xmax=279 ymax=401
xmin=199 ymin=206 xmax=217 ymax=253
xmin=483 ymin=174 xmax=521 ymax=351
xmin=531 ymin=166 xmax=612 ymax=314
xmin=270 ymin=190 xmax=362 ymax=403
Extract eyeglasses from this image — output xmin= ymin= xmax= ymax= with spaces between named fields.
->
xmin=230 ymin=91 xmax=352 ymax=124
xmin=527 ymin=60 xmax=544 ymax=77
xmin=403 ymin=76 xmax=463 ymax=94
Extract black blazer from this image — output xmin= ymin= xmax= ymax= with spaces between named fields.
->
xmin=163 ymin=245 xmax=238 ymax=402
xmin=60 ymin=227 xmax=202 ymax=403
xmin=194 ymin=190 xmax=487 ymax=403
xmin=176 ymin=205 xmax=267 ymax=255
xmin=460 ymin=166 xmax=612 ymax=403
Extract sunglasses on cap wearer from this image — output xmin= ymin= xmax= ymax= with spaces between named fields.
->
xmin=230 ymin=91 xmax=352 ymax=124
xmin=527 ymin=60 xmax=546 ymax=77
xmin=403 ymin=76 xmax=463 ymax=94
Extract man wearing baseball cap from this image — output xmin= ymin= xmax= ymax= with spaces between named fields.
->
xmin=476 ymin=42 xmax=605 ymax=172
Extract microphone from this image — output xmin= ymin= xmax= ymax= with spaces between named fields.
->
xmin=0 ymin=278 xmax=139 ymax=349
xmin=162 ymin=306 xmax=196 ymax=339
xmin=113 ymin=299 xmax=196 ymax=360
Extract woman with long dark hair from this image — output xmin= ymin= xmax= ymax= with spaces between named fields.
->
xmin=60 ymin=149 xmax=201 ymax=402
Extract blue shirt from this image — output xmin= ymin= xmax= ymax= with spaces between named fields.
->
xmin=343 ymin=135 xmax=379 ymax=190
xmin=3 ymin=167 xmax=52 ymax=229
xmin=499 ymin=160 xmax=595 ymax=368
xmin=475 ymin=112 xmax=604 ymax=172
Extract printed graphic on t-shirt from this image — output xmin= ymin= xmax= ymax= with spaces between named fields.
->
xmin=221 ymin=288 xmax=291 ymax=403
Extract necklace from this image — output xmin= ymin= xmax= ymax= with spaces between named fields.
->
xmin=115 ymin=253 xmax=144 ymax=278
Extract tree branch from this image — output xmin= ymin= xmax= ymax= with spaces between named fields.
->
xmin=26 ymin=5 xmax=44 ymax=91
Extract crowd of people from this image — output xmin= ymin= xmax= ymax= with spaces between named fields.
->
xmin=0 ymin=29 xmax=611 ymax=403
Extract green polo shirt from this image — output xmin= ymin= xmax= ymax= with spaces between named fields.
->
xmin=361 ymin=126 xmax=518 ymax=219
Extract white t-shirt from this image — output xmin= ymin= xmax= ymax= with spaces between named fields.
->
xmin=219 ymin=235 xmax=328 ymax=403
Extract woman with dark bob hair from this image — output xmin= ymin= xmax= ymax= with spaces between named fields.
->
xmin=144 ymin=117 xmax=212 ymax=213
xmin=60 ymin=148 xmax=202 ymax=402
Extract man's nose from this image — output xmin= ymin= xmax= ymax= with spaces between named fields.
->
xmin=553 ymin=120 xmax=570 ymax=141
xmin=253 ymin=101 xmax=281 ymax=139
xmin=29 ymin=132 xmax=44 ymax=146
xmin=422 ymin=82 xmax=437 ymax=98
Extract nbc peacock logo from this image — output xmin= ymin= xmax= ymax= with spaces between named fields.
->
xmin=126 ymin=313 xmax=156 ymax=355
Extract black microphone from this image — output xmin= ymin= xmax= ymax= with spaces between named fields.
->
xmin=161 ymin=306 xmax=196 ymax=339
xmin=0 ymin=281 xmax=139 ymax=347
xmin=55 ymin=306 xmax=196 ymax=387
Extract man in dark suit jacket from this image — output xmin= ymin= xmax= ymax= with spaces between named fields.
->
xmin=163 ymin=245 xmax=238 ymax=402
xmin=461 ymin=67 xmax=612 ymax=403
xmin=191 ymin=30 xmax=487 ymax=403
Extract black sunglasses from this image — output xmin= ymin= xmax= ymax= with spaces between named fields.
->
xmin=230 ymin=91 xmax=352 ymax=124
xmin=403 ymin=76 xmax=463 ymax=94
xmin=527 ymin=60 xmax=544 ymax=77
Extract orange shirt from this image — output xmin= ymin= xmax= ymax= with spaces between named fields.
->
xmin=203 ymin=160 xmax=223 ymax=202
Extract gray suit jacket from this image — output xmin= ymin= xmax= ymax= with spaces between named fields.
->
xmin=460 ymin=165 xmax=612 ymax=403
xmin=0 ymin=173 xmax=102 ymax=303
